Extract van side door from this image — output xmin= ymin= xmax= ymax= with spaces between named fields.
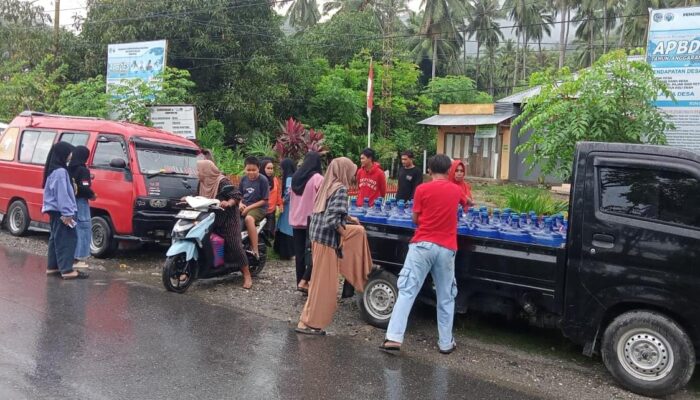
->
xmin=89 ymin=134 xmax=135 ymax=235
xmin=16 ymin=129 xmax=58 ymax=223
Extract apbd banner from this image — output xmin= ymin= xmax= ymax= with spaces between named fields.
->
xmin=647 ymin=6 xmax=700 ymax=150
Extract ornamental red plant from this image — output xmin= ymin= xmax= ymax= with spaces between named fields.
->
xmin=274 ymin=117 xmax=328 ymax=161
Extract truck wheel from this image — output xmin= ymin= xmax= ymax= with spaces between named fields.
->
xmin=91 ymin=216 xmax=117 ymax=258
xmin=358 ymin=269 xmax=398 ymax=329
xmin=602 ymin=310 xmax=695 ymax=397
xmin=6 ymin=200 xmax=30 ymax=236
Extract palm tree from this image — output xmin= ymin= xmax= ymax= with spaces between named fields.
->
xmin=495 ymin=39 xmax=517 ymax=95
xmin=574 ymin=0 xmax=602 ymax=67
xmin=553 ymin=0 xmax=571 ymax=68
xmin=285 ymin=0 xmax=321 ymax=30
xmin=526 ymin=0 xmax=554 ymax=70
xmin=465 ymin=0 xmax=503 ymax=89
xmin=418 ymin=0 xmax=471 ymax=78
xmin=620 ymin=0 xmax=665 ymax=48
xmin=322 ymin=0 xmax=366 ymax=15
xmin=504 ymin=0 xmax=527 ymax=86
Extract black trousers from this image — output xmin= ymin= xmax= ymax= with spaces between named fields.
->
xmin=47 ymin=212 xmax=78 ymax=274
xmin=293 ymin=228 xmax=312 ymax=284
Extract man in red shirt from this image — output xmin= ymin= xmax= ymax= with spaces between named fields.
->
xmin=380 ymin=154 xmax=467 ymax=354
xmin=355 ymin=148 xmax=387 ymax=206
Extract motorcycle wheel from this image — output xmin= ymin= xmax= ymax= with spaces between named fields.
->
xmin=162 ymin=254 xmax=195 ymax=293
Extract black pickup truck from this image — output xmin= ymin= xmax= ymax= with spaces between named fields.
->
xmin=358 ymin=142 xmax=700 ymax=397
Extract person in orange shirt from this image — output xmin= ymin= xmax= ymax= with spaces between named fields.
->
xmin=448 ymin=160 xmax=474 ymax=206
xmin=261 ymin=158 xmax=284 ymax=239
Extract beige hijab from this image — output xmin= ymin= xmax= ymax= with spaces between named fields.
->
xmin=197 ymin=160 xmax=226 ymax=199
xmin=313 ymin=157 xmax=357 ymax=213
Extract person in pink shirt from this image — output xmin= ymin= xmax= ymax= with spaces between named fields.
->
xmin=290 ymin=152 xmax=324 ymax=293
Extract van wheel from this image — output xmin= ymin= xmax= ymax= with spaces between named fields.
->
xmin=7 ymin=201 xmax=30 ymax=236
xmin=602 ymin=310 xmax=695 ymax=397
xmin=91 ymin=216 xmax=117 ymax=258
xmin=358 ymin=269 xmax=398 ymax=329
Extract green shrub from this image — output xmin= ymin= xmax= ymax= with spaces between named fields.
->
xmin=505 ymin=189 xmax=568 ymax=216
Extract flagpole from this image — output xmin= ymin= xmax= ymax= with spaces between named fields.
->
xmin=367 ymin=57 xmax=373 ymax=148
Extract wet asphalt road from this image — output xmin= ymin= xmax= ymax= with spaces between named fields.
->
xmin=0 ymin=246 xmax=539 ymax=400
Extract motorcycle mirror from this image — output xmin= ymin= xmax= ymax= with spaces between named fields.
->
xmin=218 ymin=184 xmax=235 ymax=196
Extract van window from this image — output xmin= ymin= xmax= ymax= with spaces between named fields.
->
xmin=0 ymin=127 xmax=19 ymax=161
xmin=60 ymin=132 xmax=90 ymax=146
xmin=93 ymin=138 xmax=128 ymax=167
xmin=19 ymin=130 xmax=57 ymax=164
xmin=599 ymin=166 xmax=700 ymax=229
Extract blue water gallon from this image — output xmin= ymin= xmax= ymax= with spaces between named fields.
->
xmin=388 ymin=200 xmax=415 ymax=228
xmin=530 ymin=217 xmax=564 ymax=247
xmin=470 ymin=212 xmax=500 ymax=238
xmin=499 ymin=215 xmax=531 ymax=243
xmin=364 ymin=199 xmax=388 ymax=224
xmin=348 ymin=197 xmax=365 ymax=218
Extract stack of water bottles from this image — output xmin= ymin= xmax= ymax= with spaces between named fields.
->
xmin=350 ymin=196 xmax=567 ymax=248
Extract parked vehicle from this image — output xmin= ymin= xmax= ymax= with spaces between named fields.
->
xmin=162 ymin=192 xmax=267 ymax=293
xmin=358 ymin=142 xmax=700 ymax=397
xmin=0 ymin=111 xmax=200 ymax=257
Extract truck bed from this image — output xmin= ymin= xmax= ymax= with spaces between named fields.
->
xmin=363 ymin=222 xmax=567 ymax=316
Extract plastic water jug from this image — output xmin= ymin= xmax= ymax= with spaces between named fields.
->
xmin=349 ymin=197 xmax=366 ymax=218
xmin=529 ymin=217 xmax=564 ymax=247
xmin=470 ymin=212 xmax=500 ymax=238
xmin=499 ymin=215 xmax=531 ymax=243
xmin=388 ymin=200 xmax=414 ymax=228
xmin=364 ymin=199 xmax=388 ymax=224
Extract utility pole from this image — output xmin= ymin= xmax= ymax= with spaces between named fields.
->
xmin=381 ymin=0 xmax=394 ymax=137
xmin=54 ymin=0 xmax=61 ymax=56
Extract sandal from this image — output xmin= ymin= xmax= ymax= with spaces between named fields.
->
xmin=61 ymin=270 xmax=89 ymax=280
xmin=46 ymin=269 xmax=61 ymax=275
xmin=439 ymin=341 xmax=457 ymax=355
xmin=296 ymin=287 xmax=308 ymax=294
xmin=294 ymin=326 xmax=326 ymax=336
xmin=379 ymin=340 xmax=401 ymax=352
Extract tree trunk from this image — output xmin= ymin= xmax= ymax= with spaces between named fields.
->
xmin=558 ymin=2 xmax=566 ymax=68
xmin=464 ymin=32 xmax=468 ymax=76
xmin=489 ymin=58 xmax=494 ymax=95
xmin=618 ymin=14 xmax=626 ymax=47
xmin=589 ymin=15 xmax=594 ymax=67
xmin=432 ymin=34 xmax=438 ymax=79
xmin=522 ymin=34 xmax=528 ymax=81
xmin=475 ymin=42 xmax=481 ymax=89
xmin=603 ymin=7 xmax=607 ymax=54
xmin=513 ymin=33 xmax=519 ymax=87
xmin=538 ymin=40 xmax=543 ymax=66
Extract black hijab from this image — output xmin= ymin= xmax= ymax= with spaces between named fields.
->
xmin=42 ymin=142 xmax=75 ymax=188
xmin=292 ymin=152 xmax=322 ymax=195
xmin=280 ymin=158 xmax=296 ymax=195
xmin=68 ymin=145 xmax=90 ymax=175
xmin=259 ymin=158 xmax=275 ymax=190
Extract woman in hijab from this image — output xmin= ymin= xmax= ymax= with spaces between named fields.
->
xmin=260 ymin=158 xmax=283 ymax=239
xmin=448 ymin=160 xmax=473 ymax=206
xmin=289 ymin=152 xmax=324 ymax=292
xmin=42 ymin=142 xmax=87 ymax=280
xmin=272 ymin=159 xmax=296 ymax=260
xmin=197 ymin=160 xmax=252 ymax=289
xmin=295 ymin=157 xmax=373 ymax=335
xmin=68 ymin=146 xmax=96 ymax=270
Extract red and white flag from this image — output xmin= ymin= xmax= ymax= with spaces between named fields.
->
xmin=366 ymin=59 xmax=374 ymax=118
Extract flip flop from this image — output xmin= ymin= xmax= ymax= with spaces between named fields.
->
xmin=46 ymin=269 xmax=61 ymax=275
xmin=61 ymin=270 xmax=89 ymax=280
xmin=379 ymin=340 xmax=401 ymax=352
xmin=294 ymin=327 xmax=326 ymax=336
xmin=296 ymin=287 xmax=308 ymax=294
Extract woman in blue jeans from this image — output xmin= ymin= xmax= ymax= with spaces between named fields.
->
xmin=42 ymin=142 xmax=88 ymax=280
xmin=69 ymin=146 xmax=96 ymax=269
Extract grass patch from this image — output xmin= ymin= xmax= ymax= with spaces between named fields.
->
xmin=472 ymin=183 xmax=568 ymax=216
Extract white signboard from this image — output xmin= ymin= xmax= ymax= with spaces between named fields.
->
xmin=107 ymin=40 xmax=167 ymax=96
xmin=647 ymin=7 xmax=700 ymax=150
xmin=149 ymin=106 xmax=197 ymax=140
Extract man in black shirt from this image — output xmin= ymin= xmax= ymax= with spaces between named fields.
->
xmin=396 ymin=150 xmax=423 ymax=201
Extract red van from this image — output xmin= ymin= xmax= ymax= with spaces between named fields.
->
xmin=0 ymin=111 xmax=200 ymax=257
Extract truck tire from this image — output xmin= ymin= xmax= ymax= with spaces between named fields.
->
xmin=601 ymin=310 xmax=695 ymax=397
xmin=358 ymin=269 xmax=398 ymax=329
xmin=6 ymin=200 xmax=30 ymax=236
xmin=90 ymin=216 xmax=117 ymax=258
